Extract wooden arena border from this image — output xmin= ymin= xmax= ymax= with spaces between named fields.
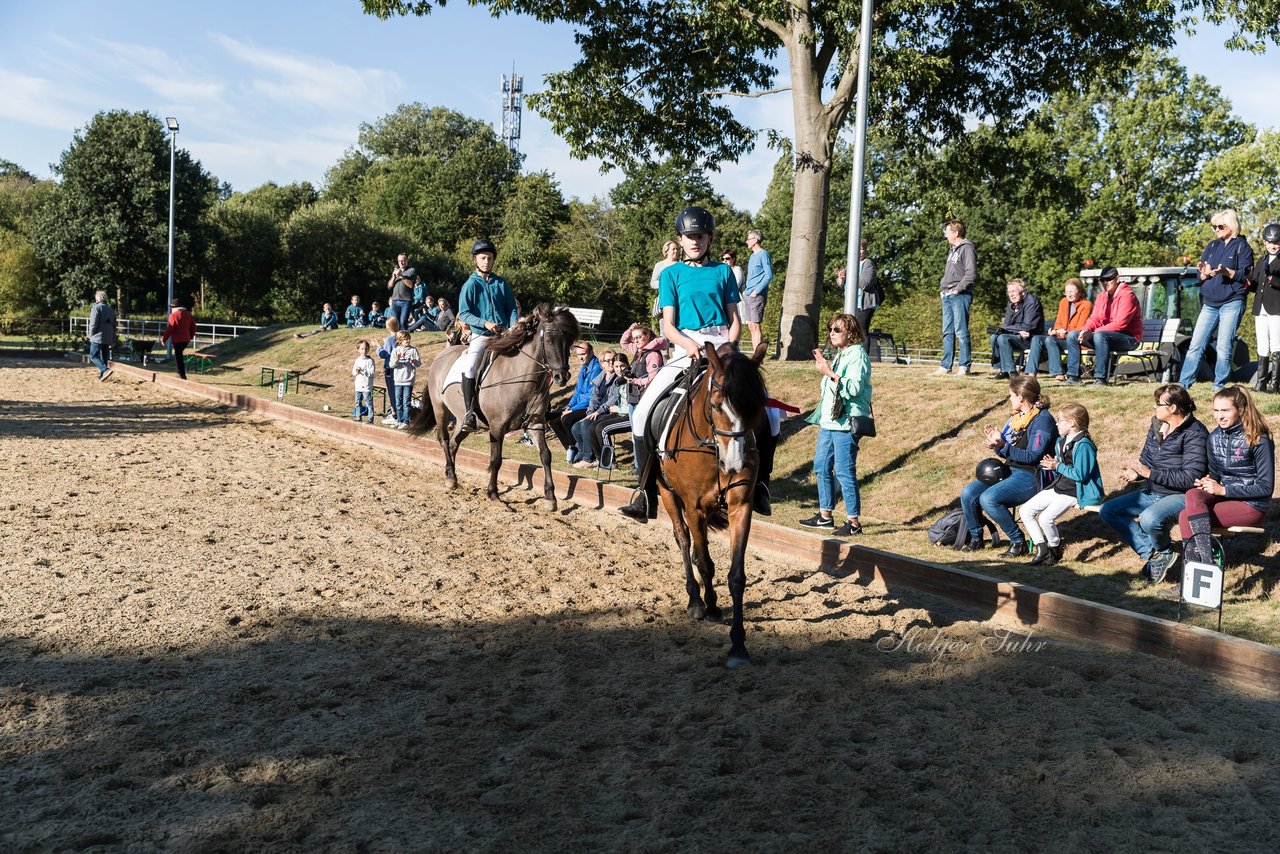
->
xmin=106 ymin=361 xmax=1280 ymax=693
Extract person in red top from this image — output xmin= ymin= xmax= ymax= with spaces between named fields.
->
xmin=161 ymin=298 xmax=197 ymax=380
xmin=1060 ymin=266 xmax=1142 ymax=386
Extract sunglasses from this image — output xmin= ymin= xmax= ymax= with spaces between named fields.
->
xmin=1213 ymin=224 xmax=1229 ymax=231
xmin=828 ymin=327 xmax=847 ymax=334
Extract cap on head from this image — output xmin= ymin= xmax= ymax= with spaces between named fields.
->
xmin=1098 ymin=266 xmax=1120 ymax=283
xmin=471 ymin=238 xmax=497 ymax=256
xmin=1263 ymin=223 xmax=1280 ymax=243
xmin=674 ymin=206 xmax=715 ymax=236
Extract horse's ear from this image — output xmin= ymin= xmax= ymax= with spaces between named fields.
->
xmin=750 ymin=341 xmax=768 ymax=365
xmin=705 ymin=341 xmax=721 ymax=370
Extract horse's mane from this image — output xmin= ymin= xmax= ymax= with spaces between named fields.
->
xmin=716 ymin=348 xmax=768 ymax=427
xmin=485 ymin=303 xmax=581 ymax=356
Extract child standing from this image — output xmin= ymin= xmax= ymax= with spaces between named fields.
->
xmin=352 ymin=340 xmax=376 ymax=423
xmin=1019 ymin=402 xmax=1104 ymax=566
xmin=390 ymin=330 xmax=421 ymax=429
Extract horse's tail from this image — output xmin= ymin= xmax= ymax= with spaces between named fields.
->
xmin=407 ymin=385 xmax=436 ymax=436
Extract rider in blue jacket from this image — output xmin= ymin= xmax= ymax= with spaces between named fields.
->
xmin=456 ymin=239 xmax=519 ymax=430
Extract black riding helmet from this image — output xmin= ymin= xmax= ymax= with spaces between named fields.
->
xmin=1263 ymin=223 xmax=1280 ymax=244
xmin=471 ymin=238 xmax=498 ymax=256
xmin=674 ymin=206 xmax=715 ymax=236
xmin=975 ymin=457 xmax=1011 ymax=486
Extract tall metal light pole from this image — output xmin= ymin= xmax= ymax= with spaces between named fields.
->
xmin=165 ymin=116 xmax=178 ymax=360
xmin=844 ymin=2 xmax=874 ymax=315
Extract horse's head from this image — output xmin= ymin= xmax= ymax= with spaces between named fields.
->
xmin=537 ymin=304 xmax=579 ymax=387
xmin=704 ymin=341 xmax=768 ymax=475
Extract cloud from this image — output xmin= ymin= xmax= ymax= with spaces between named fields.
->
xmin=0 ymin=67 xmax=93 ymax=129
xmin=211 ymin=33 xmax=401 ymax=115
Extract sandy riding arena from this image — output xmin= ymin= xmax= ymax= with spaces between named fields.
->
xmin=3 ymin=360 xmax=1279 ymax=850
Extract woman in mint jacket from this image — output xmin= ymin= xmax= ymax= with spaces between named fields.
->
xmin=800 ymin=313 xmax=873 ymax=537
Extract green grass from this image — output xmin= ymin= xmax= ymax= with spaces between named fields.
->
xmin=148 ymin=326 xmax=1280 ymax=646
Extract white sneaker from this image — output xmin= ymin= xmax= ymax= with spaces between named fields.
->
xmin=933 ymin=367 xmax=951 ymax=375
xmin=565 ymin=447 xmax=576 ymax=463
xmin=381 ymin=415 xmax=398 ymax=425
xmin=957 ymin=366 xmax=971 ymax=375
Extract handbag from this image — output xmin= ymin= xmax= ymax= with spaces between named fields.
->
xmin=851 ymin=413 xmax=876 ymax=437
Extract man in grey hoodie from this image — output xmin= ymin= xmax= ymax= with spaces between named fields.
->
xmin=87 ymin=290 xmax=116 ymax=382
xmin=938 ymin=219 xmax=977 ymax=375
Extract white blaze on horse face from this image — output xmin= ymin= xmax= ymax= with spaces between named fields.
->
xmin=718 ymin=397 xmax=746 ymax=473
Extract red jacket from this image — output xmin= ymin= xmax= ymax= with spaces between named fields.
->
xmin=1083 ymin=283 xmax=1142 ymax=338
xmin=161 ymin=307 xmax=196 ymax=345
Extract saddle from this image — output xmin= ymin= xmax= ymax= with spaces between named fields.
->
xmin=644 ymin=359 xmax=707 ymax=459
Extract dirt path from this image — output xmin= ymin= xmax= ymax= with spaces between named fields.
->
xmin=2 ymin=360 xmax=1278 ymax=851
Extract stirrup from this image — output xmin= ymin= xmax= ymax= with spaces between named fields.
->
xmin=618 ymin=489 xmax=649 ymax=522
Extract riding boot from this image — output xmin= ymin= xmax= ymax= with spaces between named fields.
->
xmin=619 ymin=441 xmax=659 ymax=522
xmin=1269 ymin=354 xmax=1280 ymax=393
xmin=460 ymin=375 xmax=477 ymax=430
xmin=1253 ymin=354 xmax=1271 ymax=392
xmin=753 ymin=421 xmax=777 ymax=516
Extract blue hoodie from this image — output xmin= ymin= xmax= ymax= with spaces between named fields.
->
xmin=567 ymin=356 xmax=603 ymax=412
xmin=457 ymin=271 xmax=518 ymax=336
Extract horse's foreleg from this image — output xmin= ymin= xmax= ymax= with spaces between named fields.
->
xmin=436 ymin=415 xmax=457 ymax=489
xmin=660 ymin=488 xmax=703 ymax=621
xmin=487 ymin=434 xmax=504 ymax=500
xmin=685 ymin=505 xmax=720 ymax=623
xmin=529 ymin=425 xmax=557 ymax=511
xmin=725 ymin=496 xmax=754 ymax=669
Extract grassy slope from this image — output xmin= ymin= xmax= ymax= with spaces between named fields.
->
xmin=163 ymin=326 xmax=1280 ymax=645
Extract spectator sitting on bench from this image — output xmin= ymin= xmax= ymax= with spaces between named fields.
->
xmin=572 ymin=348 xmax=618 ymax=468
xmin=1028 ymin=277 xmax=1092 ymax=380
xmin=367 ymin=301 xmax=385 ymax=328
xmin=551 ymin=342 xmax=602 ymax=463
xmin=1058 ymin=266 xmax=1142 ymax=386
xmin=346 ymin=295 xmax=366 ymax=328
xmin=987 ymin=278 xmax=1044 ymax=380
xmin=433 ymin=297 xmax=455 ymax=332
xmin=320 ymin=303 xmax=339 ymax=331
xmin=589 ymin=352 xmax=634 ymax=471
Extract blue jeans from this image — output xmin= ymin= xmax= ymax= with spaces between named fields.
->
xmin=353 ymin=390 xmax=374 ymax=422
xmin=814 ymin=428 xmax=861 ymax=518
xmin=1088 ymin=331 xmax=1138 ymax=380
xmin=940 ymin=292 xmax=972 ymax=370
xmin=961 ymin=468 xmax=1038 ymax=544
xmin=1098 ymin=489 xmax=1186 ymax=559
xmin=1178 ymin=300 xmax=1245 ymax=388
xmin=1028 ymin=334 xmax=1061 ymax=375
xmin=391 ymin=299 xmax=412 ymax=331
xmin=393 ymin=384 xmax=413 ymax=424
xmin=572 ymin=415 xmax=596 ymax=461
xmin=989 ymin=333 xmax=1029 ymax=373
xmin=88 ymin=342 xmax=110 ymax=375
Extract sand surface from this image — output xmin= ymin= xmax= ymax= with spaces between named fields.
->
xmin=2 ymin=360 xmax=1278 ymax=851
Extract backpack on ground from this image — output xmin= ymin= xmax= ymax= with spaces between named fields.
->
xmin=927 ymin=509 xmax=1003 ymax=549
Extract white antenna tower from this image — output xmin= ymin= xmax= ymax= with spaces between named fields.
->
xmin=501 ymin=70 xmax=523 ymax=155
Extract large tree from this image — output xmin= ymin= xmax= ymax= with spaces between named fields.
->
xmin=32 ymin=110 xmax=217 ymax=314
xmin=0 ymin=168 xmax=58 ymax=317
xmin=365 ymin=0 xmax=1280 ymax=357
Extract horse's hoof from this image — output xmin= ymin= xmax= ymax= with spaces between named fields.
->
xmin=488 ymin=490 xmax=500 ymax=501
xmin=445 ymin=477 xmax=457 ymax=490
xmin=544 ymin=500 xmax=557 ymax=512
xmin=687 ymin=603 xmax=705 ymax=621
xmin=726 ymin=651 xmax=751 ymax=669
xmin=705 ymin=605 xmax=723 ymax=622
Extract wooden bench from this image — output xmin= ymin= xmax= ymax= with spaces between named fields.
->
xmin=185 ymin=351 xmax=216 ymax=374
xmin=260 ymin=365 xmax=301 ymax=394
xmin=568 ymin=307 xmax=603 ymax=333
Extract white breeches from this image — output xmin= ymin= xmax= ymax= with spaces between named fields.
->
xmin=1255 ymin=308 xmax=1280 ymax=356
xmin=1019 ymin=489 xmax=1078 ymax=546
xmin=458 ymin=334 xmax=492 ymax=378
xmin=630 ymin=327 xmax=729 ymax=438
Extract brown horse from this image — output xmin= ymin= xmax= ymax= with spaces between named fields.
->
xmin=655 ymin=341 xmax=768 ymax=668
xmin=408 ymin=304 xmax=579 ymax=509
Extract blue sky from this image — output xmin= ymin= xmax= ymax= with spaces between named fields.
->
xmin=1 ymin=1 xmax=1276 ymax=214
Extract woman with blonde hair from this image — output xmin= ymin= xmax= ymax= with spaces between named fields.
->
xmin=1179 ymin=208 xmax=1254 ymax=390
xmin=1176 ymin=386 xmax=1274 ymax=574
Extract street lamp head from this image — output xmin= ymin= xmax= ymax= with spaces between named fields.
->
xmin=166 ymin=116 xmax=179 ymax=132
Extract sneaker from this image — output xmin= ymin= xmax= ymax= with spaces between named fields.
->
xmin=382 ymin=415 xmax=398 ymax=425
xmin=991 ymin=371 xmax=1010 ymax=380
xmin=957 ymin=366 xmax=972 ymax=375
xmin=833 ymin=520 xmax=863 ymax=536
xmin=100 ymin=368 xmax=113 ymax=381
xmin=1090 ymin=379 xmax=1108 ymax=387
xmin=1063 ymin=376 xmax=1081 ymax=385
xmin=933 ymin=367 xmax=951 ymax=375
xmin=517 ymin=433 xmax=534 ymax=446
xmin=565 ymin=446 xmax=577 ymax=463
xmin=572 ymin=459 xmax=596 ymax=469
xmin=1145 ymin=550 xmax=1174 ymax=584
xmin=799 ymin=513 xmax=835 ymax=529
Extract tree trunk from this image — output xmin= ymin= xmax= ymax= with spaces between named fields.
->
xmin=777 ymin=31 xmax=835 ymax=361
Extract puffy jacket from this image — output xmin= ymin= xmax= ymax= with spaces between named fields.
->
xmin=1053 ymin=433 xmax=1105 ymax=508
xmin=1139 ymin=416 xmax=1209 ymax=496
xmin=566 ymin=355 xmax=602 ymax=411
xmin=1207 ymin=423 xmax=1275 ymax=513
xmin=584 ymin=365 xmax=614 ymax=416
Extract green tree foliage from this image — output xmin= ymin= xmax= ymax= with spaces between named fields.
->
xmin=203 ymin=204 xmax=280 ymax=321
xmin=552 ymin=198 xmax=636 ymax=318
xmin=274 ymin=200 xmax=446 ymax=320
xmin=327 ymin=103 xmax=521 ymax=251
xmin=1192 ymin=128 xmax=1280 ymax=245
xmin=229 ymin=181 xmax=318 ymax=223
xmin=365 ymin=0 xmax=1280 ymax=357
xmin=32 ymin=110 xmax=218 ymax=314
xmin=0 ymin=170 xmax=58 ymax=317
xmin=496 ymin=171 xmax=571 ymax=304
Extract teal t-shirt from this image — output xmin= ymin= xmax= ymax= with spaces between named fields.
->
xmin=658 ymin=261 xmax=741 ymax=331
